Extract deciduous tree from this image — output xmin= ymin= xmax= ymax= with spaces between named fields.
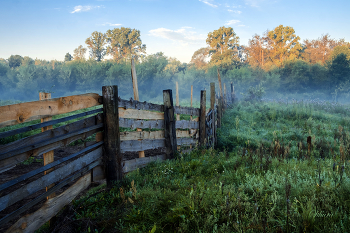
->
xmin=302 ymin=34 xmax=341 ymax=64
xmin=73 ymin=45 xmax=87 ymax=61
xmin=64 ymin=53 xmax=72 ymax=62
xmin=245 ymin=33 xmax=269 ymax=68
xmin=106 ymin=27 xmax=146 ymax=62
xmin=206 ymin=26 xmax=240 ymax=69
xmin=85 ymin=32 xmax=108 ymax=61
xmin=8 ymin=55 xmax=23 ymax=68
xmin=190 ymin=47 xmax=209 ymax=69
xmin=267 ymin=25 xmax=302 ymax=66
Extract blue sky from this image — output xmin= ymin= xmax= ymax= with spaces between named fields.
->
xmin=0 ymin=0 xmax=349 ymax=63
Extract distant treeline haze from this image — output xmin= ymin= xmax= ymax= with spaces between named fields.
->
xmin=1 ymin=25 xmax=350 ymax=102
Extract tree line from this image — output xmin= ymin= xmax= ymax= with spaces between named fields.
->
xmin=1 ymin=25 xmax=350 ymax=102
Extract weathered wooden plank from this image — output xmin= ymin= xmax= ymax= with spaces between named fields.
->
xmin=0 ymin=147 xmax=102 ymax=213
xmin=92 ymin=133 xmax=105 ymax=182
xmin=4 ymin=172 xmax=93 ymax=233
xmin=0 ymin=93 xmax=101 ymax=128
xmin=119 ymin=129 xmax=198 ymax=141
xmin=174 ymin=106 xmax=200 ymax=116
xmin=118 ymin=98 xmax=164 ymax=112
xmin=0 ymin=160 xmax=100 ymax=228
xmin=120 ymin=139 xmax=165 ymax=153
xmin=0 ymin=123 xmax=103 ymax=162
xmin=0 ymin=142 xmax=103 ymax=192
xmin=121 ymin=131 xmax=164 ymax=141
xmin=175 ymin=120 xmax=199 ymax=129
xmin=119 ymin=108 xmax=164 ymax=120
xmin=177 ymin=137 xmax=198 ymax=146
xmin=0 ymin=114 xmax=102 ymax=157
xmin=0 ymin=128 xmax=100 ymax=173
xmin=0 ymin=108 xmax=102 ymax=139
xmin=102 ymin=86 xmax=122 ymax=187
xmin=123 ymin=154 xmax=166 ymax=173
xmin=119 ymin=118 xmax=164 ymax=130
xmin=176 ymin=129 xmax=198 ymax=138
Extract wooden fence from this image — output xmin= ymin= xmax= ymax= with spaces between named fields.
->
xmin=0 ymin=82 xmax=234 ymax=232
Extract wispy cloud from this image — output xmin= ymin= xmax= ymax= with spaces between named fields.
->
xmin=149 ymin=27 xmax=206 ymax=46
xmin=244 ymin=0 xmax=265 ymax=7
xmin=199 ymin=0 xmax=218 ymax=8
xmin=71 ymin=5 xmax=103 ymax=13
xmin=101 ymin=22 xmax=122 ymax=26
xmin=225 ymin=20 xmax=241 ymax=25
xmin=228 ymin=9 xmax=242 ymax=14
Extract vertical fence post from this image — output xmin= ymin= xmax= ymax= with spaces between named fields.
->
xmin=199 ymin=90 xmax=206 ymax=147
xmin=210 ymin=83 xmax=215 ymax=110
xmin=39 ymin=92 xmax=55 ymax=199
xmin=39 ymin=92 xmax=55 ymax=227
xmin=217 ymin=96 xmax=222 ymax=128
xmin=210 ymin=83 xmax=216 ymax=147
xmin=217 ymin=68 xmax=223 ymax=100
xmin=131 ymin=58 xmax=139 ymax=101
xmin=176 ymin=82 xmax=180 ymax=121
xmin=131 ymin=59 xmax=144 ymax=158
xmin=190 ymin=85 xmax=193 ymax=121
xmin=231 ymin=82 xmax=235 ymax=103
xmin=102 ymin=85 xmax=122 ymax=188
xmin=224 ymin=83 xmax=227 ymax=110
xmin=163 ymin=90 xmax=177 ymax=159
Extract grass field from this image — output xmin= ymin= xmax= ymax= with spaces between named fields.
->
xmin=34 ymin=98 xmax=350 ymax=233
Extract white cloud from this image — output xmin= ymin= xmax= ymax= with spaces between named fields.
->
xmin=102 ymin=22 xmax=122 ymax=26
xmin=225 ymin=20 xmax=241 ymax=25
xmin=238 ymin=25 xmax=246 ymax=27
xmin=228 ymin=9 xmax=242 ymax=14
xmin=71 ymin=5 xmax=103 ymax=13
xmin=244 ymin=0 xmax=264 ymax=7
xmin=199 ymin=0 xmax=218 ymax=8
xmin=149 ymin=27 xmax=206 ymax=46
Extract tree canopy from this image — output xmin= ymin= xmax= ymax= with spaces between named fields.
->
xmin=73 ymin=45 xmax=87 ymax=61
xmin=206 ymin=26 xmax=240 ymax=69
xmin=8 ymin=55 xmax=23 ymax=68
xmin=266 ymin=25 xmax=302 ymax=66
xmin=64 ymin=53 xmax=72 ymax=62
xmin=85 ymin=32 xmax=108 ymax=62
xmin=106 ymin=27 xmax=146 ymax=62
xmin=190 ymin=47 xmax=209 ymax=70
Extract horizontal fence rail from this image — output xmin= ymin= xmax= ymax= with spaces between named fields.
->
xmin=0 ymin=107 xmax=103 ymax=139
xmin=0 ymin=93 xmax=101 ymax=128
xmin=0 ymin=113 xmax=103 ymax=172
xmin=0 ymin=142 xmax=103 ymax=192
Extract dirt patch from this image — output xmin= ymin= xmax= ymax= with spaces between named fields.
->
xmin=0 ymin=144 xmax=165 ymax=232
